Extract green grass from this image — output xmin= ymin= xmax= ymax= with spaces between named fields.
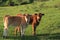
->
xmin=0 ymin=0 xmax=60 ymax=40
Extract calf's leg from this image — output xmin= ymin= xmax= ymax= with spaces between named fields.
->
xmin=32 ymin=23 xmax=36 ymax=36
xmin=3 ymin=26 xmax=8 ymax=38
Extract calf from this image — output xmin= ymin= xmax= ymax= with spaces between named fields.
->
xmin=3 ymin=14 xmax=30 ymax=38
xmin=30 ymin=13 xmax=44 ymax=35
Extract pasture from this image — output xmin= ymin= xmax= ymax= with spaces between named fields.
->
xmin=0 ymin=0 xmax=60 ymax=40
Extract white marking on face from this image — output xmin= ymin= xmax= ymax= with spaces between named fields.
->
xmin=37 ymin=16 xmax=39 ymax=20
xmin=37 ymin=16 xmax=40 ymax=22
xmin=25 ymin=16 xmax=28 ymax=22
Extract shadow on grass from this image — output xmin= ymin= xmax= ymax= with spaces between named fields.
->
xmin=2 ymin=33 xmax=60 ymax=40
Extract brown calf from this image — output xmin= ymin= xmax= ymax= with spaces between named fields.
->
xmin=3 ymin=14 xmax=30 ymax=38
xmin=30 ymin=13 xmax=44 ymax=35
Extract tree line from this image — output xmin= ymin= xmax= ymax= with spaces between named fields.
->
xmin=0 ymin=0 xmax=49 ymax=6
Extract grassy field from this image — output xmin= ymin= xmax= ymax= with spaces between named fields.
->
xmin=0 ymin=0 xmax=60 ymax=40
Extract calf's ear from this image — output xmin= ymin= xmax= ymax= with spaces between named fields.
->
xmin=39 ymin=13 xmax=44 ymax=16
xmin=42 ymin=14 xmax=44 ymax=15
xmin=35 ymin=13 xmax=37 ymax=15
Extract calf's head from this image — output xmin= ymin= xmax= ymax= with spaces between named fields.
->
xmin=35 ymin=13 xmax=44 ymax=22
xmin=24 ymin=14 xmax=31 ymax=24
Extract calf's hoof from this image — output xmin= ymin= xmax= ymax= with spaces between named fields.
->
xmin=32 ymin=33 xmax=36 ymax=36
xmin=3 ymin=36 xmax=8 ymax=39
